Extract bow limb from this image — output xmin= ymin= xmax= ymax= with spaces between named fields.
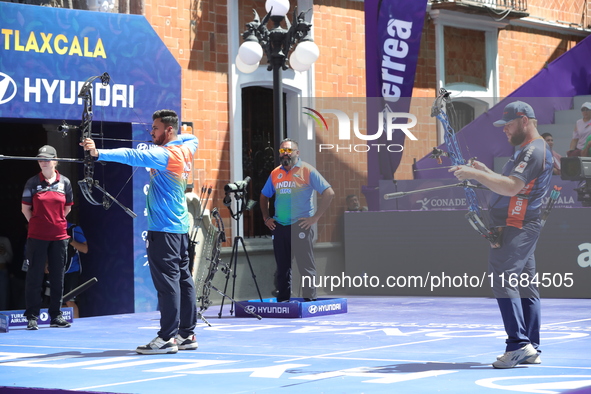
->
xmin=195 ymin=207 xmax=225 ymax=325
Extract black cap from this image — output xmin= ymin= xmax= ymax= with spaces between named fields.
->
xmin=36 ymin=145 xmax=57 ymax=158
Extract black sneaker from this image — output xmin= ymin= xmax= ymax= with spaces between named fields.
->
xmin=50 ymin=316 xmax=71 ymax=328
xmin=27 ymin=319 xmax=39 ymax=330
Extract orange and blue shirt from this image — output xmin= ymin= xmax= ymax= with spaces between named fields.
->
xmin=261 ymin=159 xmax=331 ymax=226
xmin=489 ymin=136 xmax=552 ymax=229
xmin=97 ymin=134 xmax=198 ymax=233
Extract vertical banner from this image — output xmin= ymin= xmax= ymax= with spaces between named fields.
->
xmin=364 ymin=0 xmax=428 ymax=208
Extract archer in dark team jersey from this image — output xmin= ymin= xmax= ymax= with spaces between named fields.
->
xmin=449 ymin=101 xmax=552 ymax=369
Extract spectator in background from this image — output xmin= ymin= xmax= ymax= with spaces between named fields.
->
xmin=63 ymin=223 xmax=88 ymax=318
xmin=0 ymin=236 xmax=13 ymax=310
xmin=582 ymin=134 xmax=591 ymax=157
xmin=541 ymin=133 xmax=561 ymax=175
xmin=345 ymin=194 xmax=368 ymax=212
xmin=260 ymin=138 xmax=334 ymax=302
xmin=567 ymin=102 xmax=591 ymax=157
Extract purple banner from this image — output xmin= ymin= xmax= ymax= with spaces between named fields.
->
xmin=365 ymin=0 xmax=428 ymax=186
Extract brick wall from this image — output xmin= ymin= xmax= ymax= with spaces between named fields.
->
xmin=497 ymin=26 xmax=581 ymax=93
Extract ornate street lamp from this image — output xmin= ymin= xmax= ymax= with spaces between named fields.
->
xmin=236 ymin=0 xmax=320 ymax=160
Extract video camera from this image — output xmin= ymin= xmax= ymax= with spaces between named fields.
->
xmin=560 ymin=157 xmax=591 ymax=206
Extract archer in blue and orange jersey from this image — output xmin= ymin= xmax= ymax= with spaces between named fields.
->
xmin=82 ymin=109 xmax=199 ymax=355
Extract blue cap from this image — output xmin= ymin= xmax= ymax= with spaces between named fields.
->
xmin=493 ymin=101 xmax=536 ymax=127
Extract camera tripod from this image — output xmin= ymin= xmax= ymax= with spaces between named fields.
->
xmin=218 ymin=190 xmax=263 ymax=317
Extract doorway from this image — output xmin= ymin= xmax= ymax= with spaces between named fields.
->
xmin=241 ymin=86 xmax=286 ymax=237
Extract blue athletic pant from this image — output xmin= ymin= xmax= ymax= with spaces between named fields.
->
xmin=146 ymin=231 xmax=196 ymax=340
xmin=273 ymin=223 xmax=317 ymax=301
xmin=489 ymin=224 xmax=541 ymax=352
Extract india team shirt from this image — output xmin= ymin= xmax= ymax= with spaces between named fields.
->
xmin=97 ymin=134 xmax=198 ymax=233
xmin=488 ymin=137 xmax=552 ymax=229
xmin=261 ymin=159 xmax=331 ymax=226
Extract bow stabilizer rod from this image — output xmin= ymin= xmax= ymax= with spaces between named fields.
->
xmin=0 ymin=154 xmax=84 ymax=163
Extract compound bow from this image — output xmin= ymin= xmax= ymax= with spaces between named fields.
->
xmin=60 ymin=72 xmax=137 ymax=218
xmin=384 ymin=88 xmax=498 ymax=246
xmin=194 ymin=207 xmax=261 ymax=326
xmin=430 ymin=88 xmax=498 ymax=245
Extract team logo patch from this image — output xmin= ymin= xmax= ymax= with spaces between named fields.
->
xmin=299 ymin=232 xmax=306 ymax=239
xmin=515 ymin=161 xmax=527 ymax=173
xmin=277 ymin=173 xmax=284 ymax=180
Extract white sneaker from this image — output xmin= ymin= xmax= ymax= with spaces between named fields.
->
xmin=493 ymin=344 xmax=537 ymax=369
xmin=496 ymin=352 xmax=541 ymax=364
xmin=176 ymin=334 xmax=198 ymax=350
xmin=136 ymin=337 xmax=178 ymax=355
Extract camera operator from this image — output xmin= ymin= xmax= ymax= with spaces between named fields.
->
xmin=560 ymin=156 xmax=591 ymax=206
xmin=260 ymin=138 xmax=334 ymax=302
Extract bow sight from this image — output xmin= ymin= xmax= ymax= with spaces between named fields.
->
xmin=224 ymin=176 xmax=251 ymax=195
xmin=223 ymin=176 xmax=257 ymax=212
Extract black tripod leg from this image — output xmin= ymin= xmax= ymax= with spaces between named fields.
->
xmin=237 ymin=237 xmax=263 ymax=301
xmin=218 ymin=240 xmax=238 ymax=318
xmin=229 ymin=246 xmax=238 ymax=315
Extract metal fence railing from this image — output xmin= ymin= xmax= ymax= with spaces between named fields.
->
xmin=432 ymin=0 xmax=528 ymax=12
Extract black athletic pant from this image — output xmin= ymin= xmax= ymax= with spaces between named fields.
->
xmin=25 ymin=238 xmax=68 ymax=320
xmin=273 ymin=223 xmax=317 ymax=302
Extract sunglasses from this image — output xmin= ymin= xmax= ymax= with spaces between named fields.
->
xmin=279 ymin=148 xmax=295 ymax=154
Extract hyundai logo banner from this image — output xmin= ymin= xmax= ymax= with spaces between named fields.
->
xmin=0 ymin=2 xmax=181 ymax=122
xmin=235 ymin=298 xmax=347 ymax=319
